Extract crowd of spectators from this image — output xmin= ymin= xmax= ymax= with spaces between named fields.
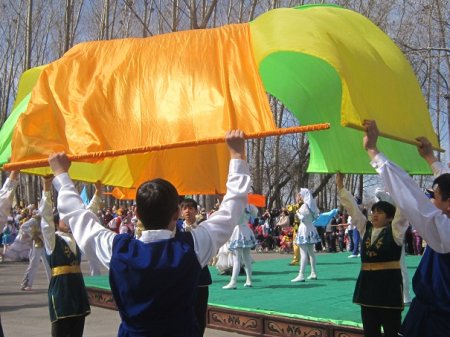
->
xmin=1 ymin=200 xmax=426 ymax=264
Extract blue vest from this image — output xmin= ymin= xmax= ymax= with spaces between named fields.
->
xmin=400 ymin=247 xmax=450 ymax=337
xmin=110 ymin=232 xmax=202 ymax=337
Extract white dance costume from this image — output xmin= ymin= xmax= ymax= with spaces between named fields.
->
xmin=292 ymin=188 xmax=320 ymax=283
xmin=223 ymin=205 xmax=257 ymax=289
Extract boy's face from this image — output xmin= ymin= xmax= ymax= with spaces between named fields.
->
xmin=58 ymin=220 xmax=70 ymax=233
xmin=371 ymin=209 xmax=392 ymax=228
xmin=181 ymin=205 xmax=197 ymax=224
xmin=432 ymin=186 xmax=450 ymax=216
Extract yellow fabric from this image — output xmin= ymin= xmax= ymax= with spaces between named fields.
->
xmin=250 ymin=7 xmax=439 ymax=148
xmin=361 ymin=261 xmax=401 ymax=271
xmin=51 ymin=265 xmax=82 ymax=277
xmin=11 ymin=24 xmax=274 ymax=194
xmin=12 ymin=65 xmax=47 ymax=110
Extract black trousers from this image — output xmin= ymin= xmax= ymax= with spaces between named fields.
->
xmin=361 ymin=306 xmax=402 ymax=337
xmin=194 ymin=286 xmax=209 ymax=336
xmin=51 ymin=316 xmax=85 ymax=337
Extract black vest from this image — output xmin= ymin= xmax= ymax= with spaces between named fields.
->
xmin=353 ymin=221 xmax=403 ymax=309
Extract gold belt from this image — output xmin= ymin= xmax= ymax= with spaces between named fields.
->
xmin=51 ymin=265 xmax=82 ymax=277
xmin=361 ymin=261 xmax=400 ymax=271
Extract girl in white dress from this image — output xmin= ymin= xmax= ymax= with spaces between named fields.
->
xmin=222 ymin=205 xmax=257 ymax=289
xmin=291 ymin=188 xmax=321 ymax=282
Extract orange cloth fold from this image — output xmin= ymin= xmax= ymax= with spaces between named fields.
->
xmin=10 ymin=23 xmax=274 ymax=194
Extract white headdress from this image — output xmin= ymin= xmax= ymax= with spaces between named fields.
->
xmin=299 ymin=188 xmax=319 ymax=216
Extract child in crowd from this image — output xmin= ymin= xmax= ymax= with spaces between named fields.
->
xmin=1 ymin=217 xmax=15 ymax=257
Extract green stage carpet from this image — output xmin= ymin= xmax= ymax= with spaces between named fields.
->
xmin=84 ymin=253 xmax=421 ymax=329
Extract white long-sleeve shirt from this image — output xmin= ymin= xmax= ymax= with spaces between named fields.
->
xmin=53 ymin=159 xmax=251 ymax=269
xmin=431 ymin=160 xmax=449 ymax=177
xmin=371 ymin=153 xmax=450 ymax=253
xmin=39 ymin=190 xmax=78 ymax=256
xmin=0 ymin=178 xmax=17 ymax=225
xmin=40 ymin=188 xmax=110 ymax=265
xmin=338 ymin=187 xmax=407 ymax=245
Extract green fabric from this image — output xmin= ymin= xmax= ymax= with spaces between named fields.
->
xmin=258 ymin=52 xmax=431 ymax=174
xmin=0 ymin=94 xmax=31 ymax=167
xmin=84 ymin=253 xmax=421 ymax=329
xmin=85 ymin=275 xmax=111 ymax=290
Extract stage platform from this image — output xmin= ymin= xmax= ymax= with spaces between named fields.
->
xmin=84 ymin=253 xmax=421 ymax=337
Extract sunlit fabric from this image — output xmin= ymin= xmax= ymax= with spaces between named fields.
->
xmin=250 ymin=4 xmax=437 ymax=173
xmin=12 ymin=65 xmax=47 ymax=110
xmin=105 ymin=187 xmax=137 ymax=200
xmin=7 ymin=24 xmax=275 ymax=194
xmin=0 ymin=94 xmax=31 ymax=166
xmin=0 ymin=65 xmax=48 ymax=166
xmin=3 ymin=4 xmax=438 ymax=188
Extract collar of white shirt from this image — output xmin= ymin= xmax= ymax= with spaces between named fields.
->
xmin=140 ymin=229 xmax=175 ymax=243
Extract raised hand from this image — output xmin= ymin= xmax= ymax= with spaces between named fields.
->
xmin=336 ymin=172 xmax=345 ymax=190
xmin=48 ymin=152 xmax=71 ymax=176
xmin=362 ymin=120 xmax=380 ymax=159
xmin=94 ymin=181 xmax=103 ymax=196
xmin=226 ymin=130 xmax=246 ymax=160
xmin=9 ymin=171 xmax=18 ymax=181
xmin=416 ymin=136 xmax=437 ymax=164
xmin=42 ymin=175 xmax=54 ymax=192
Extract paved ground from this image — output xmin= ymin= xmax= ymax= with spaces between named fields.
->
xmin=0 ymin=252 xmax=286 ymax=336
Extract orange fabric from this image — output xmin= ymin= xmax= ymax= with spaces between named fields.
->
xmin=107 ymin=187 xmax=137 ymax=200
xmin=248 ymin=194 xmax=266 ymax=207
xmin=5 ymin=124 xmax=329 ymax=171
xmin=9 ymin=23 xmax=274 ymax=194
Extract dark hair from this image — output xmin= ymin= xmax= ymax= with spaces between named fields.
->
xmin=361 ymin=208 xmax=368 ymax=218
xmin=180 ymin=198 xmax=198 ymax=210
xmin=53 ymin=211 xmax=60 ymax=226
xmin=433 ymin=173 xmax=450 ymax=201
xmin=371 ymin=201 xmax=396 ymax=219
xmin=136 ymin=178 xmax=179 ymax=230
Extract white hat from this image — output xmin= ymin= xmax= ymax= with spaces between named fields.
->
xmin=374 ymin=188 xmax=395 ymax=206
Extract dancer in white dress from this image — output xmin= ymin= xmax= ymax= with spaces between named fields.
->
xmin=3 ymin=222 xmax=33 ymax=261
xmin=0 ymin=172 xmax=31 ymax=263
xmin=291 ymin=188 xmax=321 ymax=282
xmin=222 ymin=205 xmax=257 ymax=289
xmin=215 ymin=243 xmax=234 ymax=275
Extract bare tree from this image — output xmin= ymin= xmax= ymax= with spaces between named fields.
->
xmin=1 ymin=0 xmax=448 ymax=211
